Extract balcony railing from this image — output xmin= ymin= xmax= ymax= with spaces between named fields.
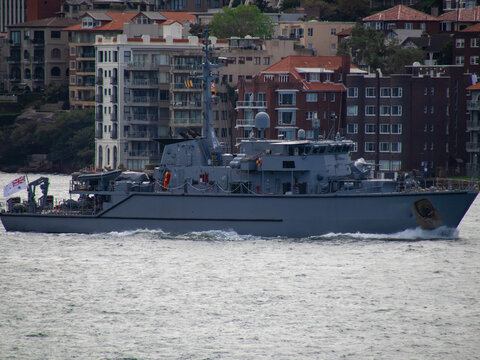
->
xmin=125 ymin=131 xmax=157 ymax=139
xmin=7 ymin=56 xmax=20 ymax=63
xmin=173 ymin=82 xmax=202 ymax=89
xmin=125 ymin=78 xmax=159 ymax=86
xmin=124 ymin=115 xmax=159 ymax=122
xmin=466 ymin=120 xmax=480 ymax=131
xmin=173 ymin=64 xmax=202 ymax=71
xmin=33 ymin=56 xmax=44 ymax=63
xmin=466 ymin=142 xmax=480 ymax=152
xmin=235 ymin=118 xmax=255 ymax=127
xmin=235 ymin=101 xmax=267 ymax=109
xmin=171 ymin=101 xmax=202 ymax=108
xmin=128 ymin=150 xmax=161 ymax=157
xmin=467 ymin=100 xmax=480 ymax=111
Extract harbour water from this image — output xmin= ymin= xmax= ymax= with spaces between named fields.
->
xmin=0 ymin=173 xmax=479 ymax=359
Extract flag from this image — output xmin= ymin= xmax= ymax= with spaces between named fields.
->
xmin=3 ymin=175 xmax=27 ymax=197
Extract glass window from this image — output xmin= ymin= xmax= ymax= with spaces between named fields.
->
xmin=391 ymin=124 xmax=402 ymax=134
xmin=471 ymin=38 xmax=480 ymax=48
xmin=380 ymin=142 xmax=390 ymax=152
xmin=306 ymin=111 xmax=318 ymax=120
xmin=306 ymin=93 xmax=318 ymax=102
xmin=391 ymin=87 xmax=402 ymax=97
xmin=365 ymin=123 xmax=376 ymax=134
xmin=278 ymin=111 xmax=296 ymax=125
xmin=347 ymin=123 xmax=358 ymax=134
xmin=365 ymin=142 xmax=376 ymax=152
xmin=347 ymin=87 xmax=358 ymax=98
xmin=380 ymin=124 xmax=390 ymax=134
xmin=391 ymin=105 xmax=402 ymax=116
xmin=366 ymin=87 xmax=376 ymax=98
xmin=347 ymin=105 xmax=358 ymax=116
xmin=380 ymin=87 xmax=391 ymax=98
xmin=391 ymin=142 xmax=402 ymax=152
xmin=365 ymin=105 xmax=376 ymax=116
xmin=456 ymin=38 xmax=465 ymax=48
xmin=380 ymin=105 xmax=391 ymax=116
xmin=279 ymin=92 xmax=296 ymax=105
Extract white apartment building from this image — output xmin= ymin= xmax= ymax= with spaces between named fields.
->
xmin=95 ymin=34 xmax=226 ymax=170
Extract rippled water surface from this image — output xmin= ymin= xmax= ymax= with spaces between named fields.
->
xmin=1 ymin=173 xmax=479 ymax=359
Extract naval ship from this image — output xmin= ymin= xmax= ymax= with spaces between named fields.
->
xmin=1 ymin=31 xmax=478 ymax=236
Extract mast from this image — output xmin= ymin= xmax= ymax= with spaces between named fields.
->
xmin=201 ymin=29 xmax=223 ymax=152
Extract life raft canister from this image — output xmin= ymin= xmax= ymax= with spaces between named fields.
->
xmin=163 ymin=171 xmax=171 ymax=188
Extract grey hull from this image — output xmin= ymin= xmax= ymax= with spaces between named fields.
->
xmin=1 ymin=190 xmax=477 ymax=237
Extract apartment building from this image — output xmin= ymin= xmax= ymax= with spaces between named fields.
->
xmin=466 ymin=81 xmax=480 ymax=176
xmin=277 ymin=21 xmax=355 ymax=56
xmin=452 ymin=23 xmax=480 ymax=74
xmin=345 ymin=65 xmax=471 ymax=177
xmin=0 ymin=0 xmax=27 ymax=33
xmin=94 ymin=34 xmax=227 ymax=170
xmin=6 ymin=17 xmax=79 ymax=93
xmin=236 ymin=55 xmax=355 ymax=145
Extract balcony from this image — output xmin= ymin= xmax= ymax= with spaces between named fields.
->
xmin=77 ymin=66 xmax=95 ymax=74
xmin=467 ymin=100 xmax=480 ymax=111
xmin=125 ymin=78 xmax=158 ymax=87
xmin=466 ymin=120 xmax=480 ymax=131
xmin=173 ymin=64 xmax=202 ymax=71
xmin=466 ymin=142 xmax=480 ymax=152
xmin=236 ymin=118 xmax=255 ymax=128
xmin=124 ymin=115 xmax=159 ymax=122
xmin=235 ymin=101 xmax=267 ymax=109
xmin=128 ymin=150 xmax=161 ymax=157
xmin=124 ymin=131 xmax=156 ymax=139
xmin=171 ymin=100 xmax=202 ymax=108
xmin=32 ymin=39 xmax=45 ymax=47
xmin=9 ymin=40 xmax=21 ymax=47
xmin=7 ymin=56 xmax=21 ymax=63
xmin=173 ymin=82 xmax=202 ymax=90
xmin=33 ymin=56 xmax=44 ymax=63
xmin=77 ymin=51 xmax=95 ymax=59
xmin=127 ymin=96 xmax=160 ymax=105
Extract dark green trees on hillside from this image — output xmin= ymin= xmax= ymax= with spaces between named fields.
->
xmin=0 ymin=109 xmax=94 ymax=172
xmin=337 ymin=24 xmax=426 ymax=74
xmin=210 ymin=5 xmax=274 ymax=38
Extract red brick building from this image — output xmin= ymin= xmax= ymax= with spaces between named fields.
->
xmin=236 ymin=55 xmax=355 ymax=144
xmin=452 ymin=23 xmax=480 ymax=74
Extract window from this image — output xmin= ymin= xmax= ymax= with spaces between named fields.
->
xmin=365 ymin=105 xmax=376 ymax=116
xmin=347 ymin=123 xmax=358 ymax=134
xmin=471 ymin=38 xmax=480 ymax=48
xmin=263 ymin=57 xmax=270 ymax=65
xmin=279 ymin=92 xmax=296 ymax=105
xmin=391 ymin=87 xmax=402 ymax=98
xmin=365 ymin=123 xmax=376 ymax=134
xmin=424 ymin=87 xmax=428 ymax=95
xmin=278 ymin=111 xmax=296 ymax=125
xmin=70 ymin=61 xmax=75 ymax=69
xmin=380 ymin=124 xmax=390 ymax=134
xmin=424 ymin=105 xmax=428 ymax=114
xmin=239 ymin=57 xmax=245 ymax=64
xmin=51 ymin=48 xmax=61 ymax=58
xmin=306 ymin=111 xmax=318 ymax=120
xmin=331 ymin=93 xmax=335 ymax=102
xmin=348 ymin=87 xmax=358 ymax=98
xmin=391 ymin=124 xmax=402 ymax=134
xmin=391 ymin=160 xmax=401 ymax=170
xmin=380 ymin=105 xmax=391 ymax=116
xmin=82 ymin=17 xmax=94 ymax=29
xmin=380 ymin=87 xmax=391 ymax=98
xmin=352 ymin=142 xmax=358 ymax=152
xmin=264 ymin=74 xmax=273 ymax=81
xmin=308 ymin=28 xmax=313 ymax=36
xmin=51 ymin=31 xmax=61 ymax=39
xmin=365 ymin=142 xmax=376 ymax=152
xmin=471 ymin=56 xmax=479 ymax=65
xmin=430 ymin=106 xmax=434 ymax=114
xmin=456 ymin=38 xmax=465 ymax=48
xmin=330 ymin=28 xmax=336 ymax=35
xmin=455 ymin=56 xmax=465 ymax=65
xmin=70 ymin=75 xmax=76 ymax=84
xmin=366 ymin=87 xmax=376 ymax=98
xmin=124 ymin=51 xmax=131 ymax=63
xmin=309 ymin=73 xmax=320 ymax=82
xmin=405 ymin=23 xmax=413 ymax=30
xmin=51 ymin=67 xmax=60 ymax=76
xmin=254 ymin=57 xmax=260 ymax=65
xmin=70 ymin=47 xmax=76 ymax=56
xmin=347 ymin=105 xmax=358 ymax=116
xmin=306 ymin=93 xmax=318 ymax=102
xmin=430 ymin=124 xmax=434 ymax=132
xmin=379 ymin=160 xmax=390 ymax=171
xmin=391 ymin=105 xmax=402 ymax=116
xmin=380 ymin=142 xmax=390 ymax=152
xmin=279 ymin=74 xmax=289 ymax=82
xmin=330 ymin=43 xmax=336 ymax=51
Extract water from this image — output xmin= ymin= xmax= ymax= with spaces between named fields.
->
xmin=1 ymin=173 xmax=480 ymax=359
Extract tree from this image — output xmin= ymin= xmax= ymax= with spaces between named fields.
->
xmin=337 ymin=24 xmax=426 ymax=75
xmin=210 ymin=5 xmax=274 ymax=38
xmin=334 ymin=0 xmax=369 ymax=21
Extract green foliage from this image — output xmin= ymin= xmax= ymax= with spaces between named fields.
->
xmin=281 ymin=0 xmax=301 ymax=12
xmin=301 ymin=0 xmax=369 ymax=21
xmin=210 ymin=5 xmax=274 ymax=38
xmin=0 ymin=113 xmax=21 ymax=127
xmin=0 ymin=109 xmax=94 ymax=172
xmin=437 ymin=40 xmax=453 ymax=65
xmin=337 ymin=24 xmax=426 ymax=74
xmin=42 ymin=83 xmax=69 ymax=104
xmin=189 ymin=23 xmax=207 ymax=37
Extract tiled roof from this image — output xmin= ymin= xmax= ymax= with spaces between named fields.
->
xmin=461 ymin=22 xmax=480 ymax=32
xmin=9 ymin=17 xmax=79 ymax=28
xmin=437 ymin=6 xmax=480 ymax=22
xmin=62 ymin=12 xmax=137 ymax=31
xmin=306 ymin=83 xmax=346 ymax=91
xmin=336 ymin=27 xmax=352 ymax=36
xmin=158 ymin=11 xmax=196 ymax=24
xmin=363 ymin=5 xmax=436 ymax=22
xmin=467 ymin=82 xmax=480 ymax=90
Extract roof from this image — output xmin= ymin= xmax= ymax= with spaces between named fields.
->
xmin=403 ymin=33 xmax=453 ymax=52
xmin=63 ymin=12 xmax=137 ymax=31
xmin=8 ymin=17 xmax=79 ymax=28
xmin=461 ymin=22 xmax=480 ymax=32
xmin=158 ymin=11 xmax=196 ymax=24
xmin=261 ymin=56 xmax=352 ymax=91
xmin=263 ymin=56 xmax=345 ymax=74
xmin=138 ymin=11 xmax=168 ymax=21
xmin=363 ymin=5 xmax=436 ymax=22
xmin=437 ymin=6 xmax=480 ymax=22
xmin=336 ymin=27 xmax=352 ymax=36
